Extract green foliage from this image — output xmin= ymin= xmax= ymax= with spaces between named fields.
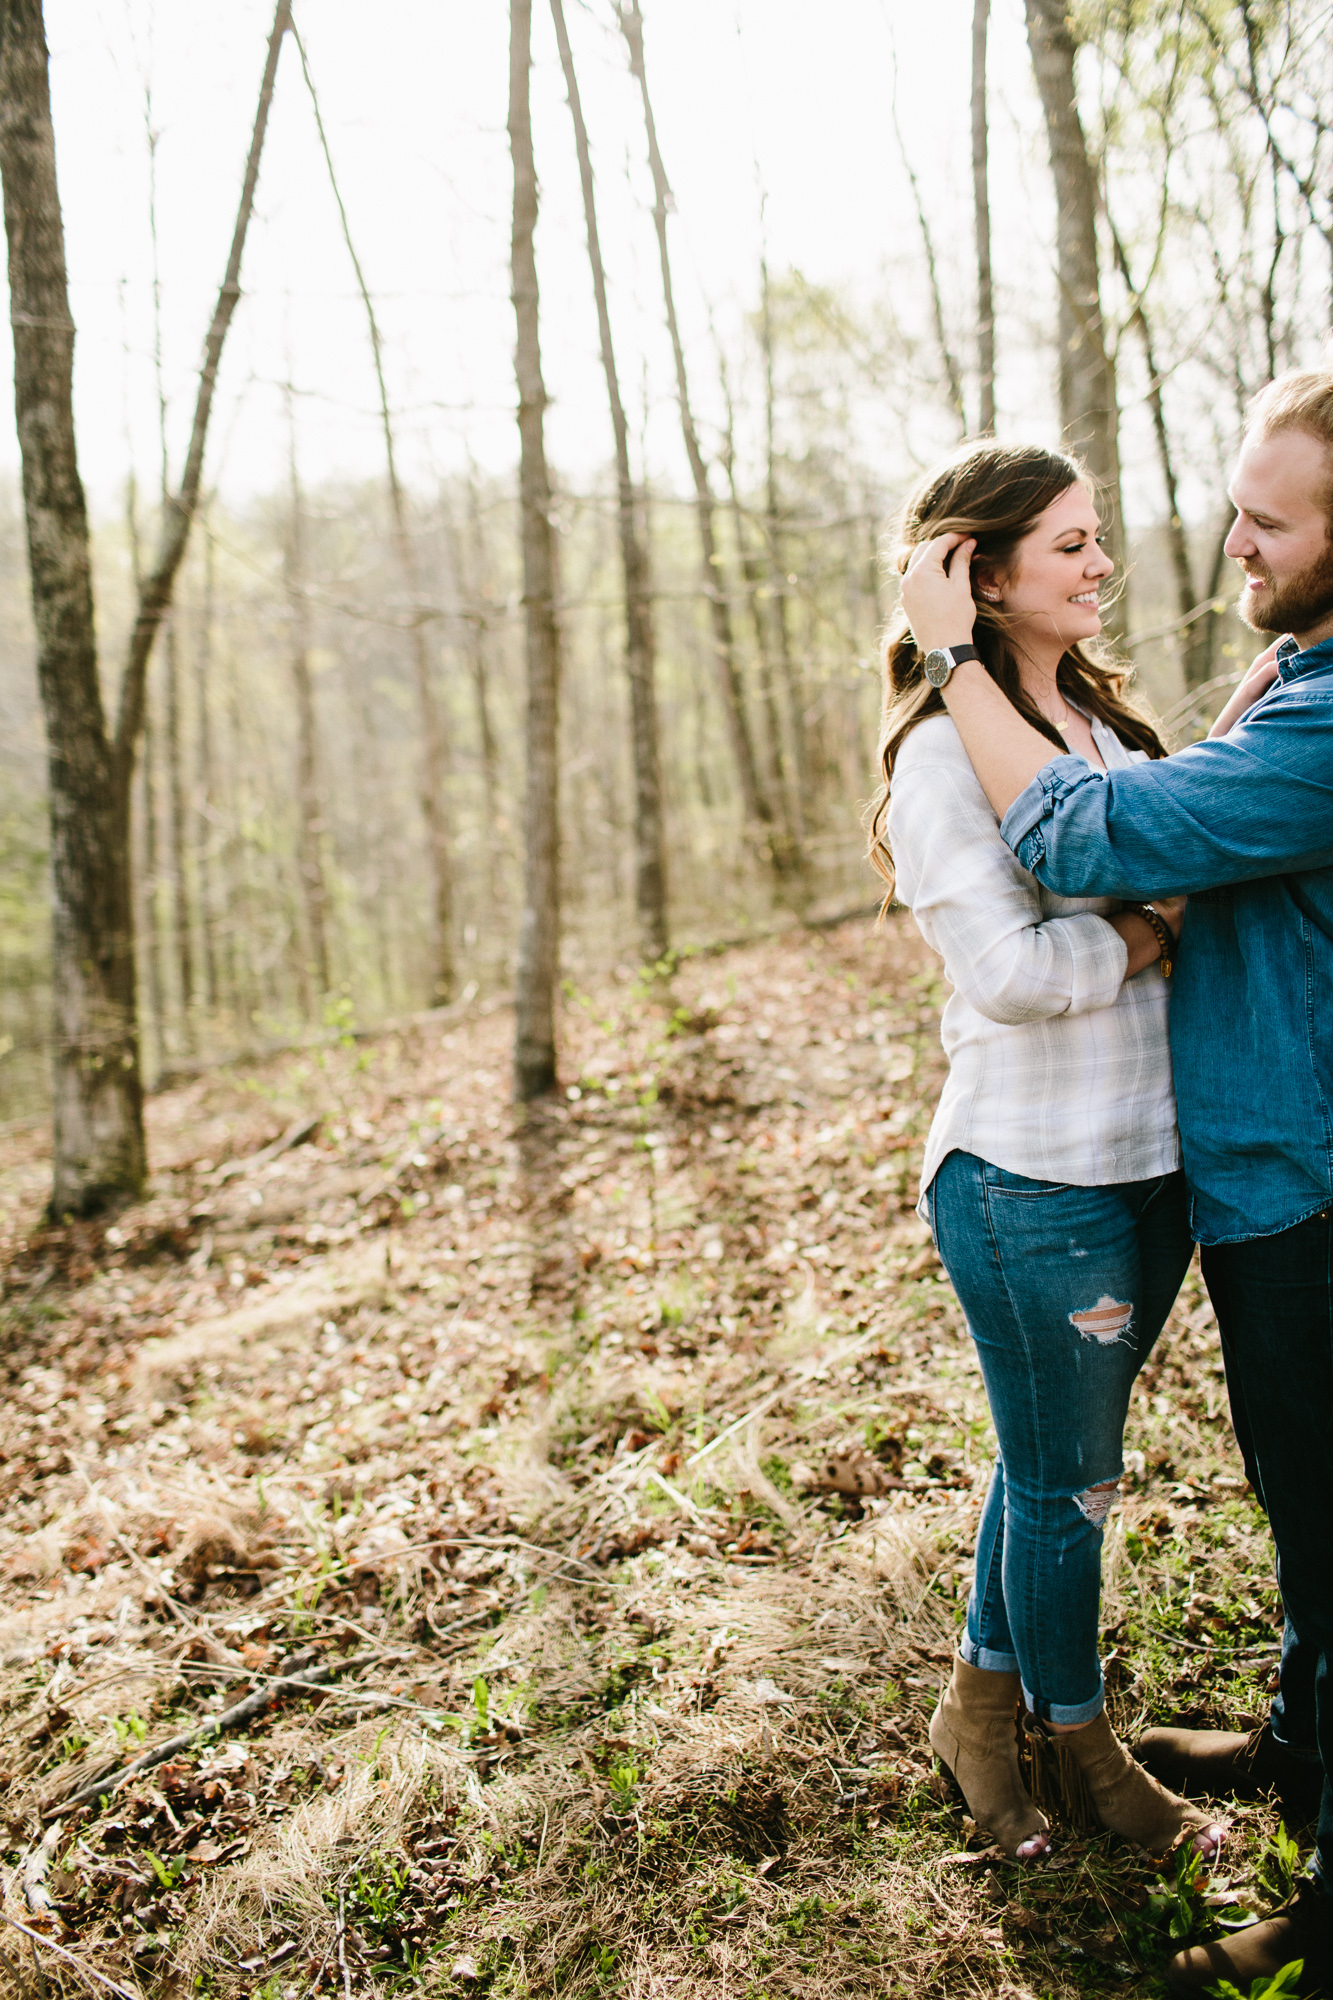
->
xmin=1204 ymin=1960 xmax=1306 ymax=2000
xmin=42 ymin=1726 xmax=89 ymax=1770
xmin=145 ymin=1849 xmax=185 ymax=1891
xmin=759 ymin=1452 xmax=793 ymax=1494
xmin=605 ymin=1757 xmax=640 ymax=1808
xmin=349 ymin=1850 xmax=409 ymax=1929
xmin=322 ymin=990 xmax=358 ymax=1046
xmin=588 ymin=1940 xmax=618 ymax=1983
xmin=1259 ymin=1822 xmax=1304 ymax=1903
xmin=1146 ymin=1844 xmax=1209 ymax=1943
xmin=779 ymin=1895 xmax=826 ymax=1939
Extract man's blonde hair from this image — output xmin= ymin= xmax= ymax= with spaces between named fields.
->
xmin=1245 ymin=370 xmax=1333 ymax=524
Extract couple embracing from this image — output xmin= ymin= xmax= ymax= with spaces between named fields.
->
xmin=872 ymin=369 xmax=1333 ymax=1995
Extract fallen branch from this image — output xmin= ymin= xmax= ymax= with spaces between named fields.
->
xmin=216 ymin=1114 xmax=321 ymax=1182
xmin=336 ymin=1889 xmax=352 ymax=2000
xmin=48 ymin=1649 xmax=388 ymax=1816
xmin=0 ymin=1910 xmax=140 ymax=2000
xmin=265 ymin=1530 xmax=608 ymax=1600
xmin=643 ymin=1468 xmax=713 ymax=1527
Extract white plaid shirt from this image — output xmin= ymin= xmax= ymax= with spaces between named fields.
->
xmin=887 ymin=713 xmax=1180 ymax=1205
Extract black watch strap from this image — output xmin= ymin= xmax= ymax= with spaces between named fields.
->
xmin=922 ymin=642 xmax=981 ymax=688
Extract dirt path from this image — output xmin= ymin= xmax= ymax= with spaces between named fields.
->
xmin=0 ymin=917 xmax=1292 ymax=1999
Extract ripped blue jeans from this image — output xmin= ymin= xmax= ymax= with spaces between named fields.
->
xmin=926 ymin=1150 xmax=1193 ymax=1723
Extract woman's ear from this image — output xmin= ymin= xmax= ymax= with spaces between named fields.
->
xmin=972 ymin=562 xmax=1002 ymax=605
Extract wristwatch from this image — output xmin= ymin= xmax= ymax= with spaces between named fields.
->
xmin=922 ymin=643 xmax=981 ymax=689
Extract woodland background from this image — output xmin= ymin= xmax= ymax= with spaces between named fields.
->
xmin=0 ymin=3 xmax=1331 ymax=1997
xmin=3 ymin=0 xmax=1329 ymax=1127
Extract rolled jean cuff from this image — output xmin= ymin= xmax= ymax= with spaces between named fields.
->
xmin=1268 ymin=1717 xmax=1322 ymax=1763
xmin=959 ymin=1631 xmax=1020 ymax=1676
xmin=1024 ymin=1680 xmax=1106 ymax=1727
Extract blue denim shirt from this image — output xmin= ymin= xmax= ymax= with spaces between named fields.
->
xmin=1001 ymin=633 xmax=1333 ymax=1244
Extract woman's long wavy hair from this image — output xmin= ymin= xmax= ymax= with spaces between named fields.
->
xmin=866 ymin=441 xmax=1166 ymax=896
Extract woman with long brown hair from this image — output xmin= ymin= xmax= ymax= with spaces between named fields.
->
xmin=871 ymin=441 xmax=1236 ymax=1863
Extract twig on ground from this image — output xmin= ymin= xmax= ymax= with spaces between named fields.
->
xmin=0 ymin=1910 xmax=140 ymax=2000
xmin=336 ymin=1889 xmax=352 ymax=2000
xmin=643 ymin=1469 xmax=712 ymax=1527
xmin=265 ymin=1529 xmax=607 ymax=1602
xmin=48 ymin=1649 xmax=393 ymax=1815
xmin=216 ymin=1114 xmax=321 ymax=1182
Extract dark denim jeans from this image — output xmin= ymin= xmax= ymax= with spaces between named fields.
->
xmin=928 ymin=1150 xmax=1193 ymax=1722
xmin=1202 ymin=1211 xmax=1333 ymax=1886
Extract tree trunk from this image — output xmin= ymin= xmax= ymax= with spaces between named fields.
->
xmin=1023 ymin=0 xmax=1126 ymax=621
xmin=0 ymin=0 xmax=287 ymax=1213
xmin=293 ymin=24 xmax=454 ymax=1007
xmin=714 ymin=351 xmax=799 ymax=871
xmin=551 ymin=0 xmax=667 ymax=963
xmin=972 ymin=0 xmax=996 ymax=435
xmin=509 ymin=0 xmax=562 ymax=1101
xmin=127 ymin=474 xmax=166 ymax=1074
xmin=284 ymin=405 xmax=331 ymax=1000
xmin=112 ymin=1 xmax=290 ymax=808
xmin=0 ymin=0 xmax=145 ymax=1212
xmin=890 ymin=58 xmax=966 ymax=438
xmin=194 ymin=521 xmax=219 ymax=1013
xmin=461 ymin=477 xmax=505 ymax=935
xmin=163 ymin=612 xmax=194 ymax=1042
xmin=759 ymin=258 xmax=811 ymax=843
xmin=619 ymin=0 xmax=775 ymax=862
xmin=1108 ymin=221 xmax=1210 ymax=689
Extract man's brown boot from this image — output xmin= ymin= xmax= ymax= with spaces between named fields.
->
xmin=1167 ymin=1877 xmax=1333 ymax=1994
xmin=1136 ymin=1719 xmax=1325 ymax=1825
xmin=928 ymin=1653 xmax=1049 ymax=1859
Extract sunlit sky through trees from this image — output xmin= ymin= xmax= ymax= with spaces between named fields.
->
xmin=30 ymin=0 xmax=1091 ymax=518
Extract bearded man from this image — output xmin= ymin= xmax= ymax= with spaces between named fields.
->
xmin=899 ymin=369 xmax=1333 ymax=1997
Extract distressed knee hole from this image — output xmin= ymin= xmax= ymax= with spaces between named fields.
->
xmin=1069 ymin=1295 xmax=1134 ymax=1345
xmin=1074 ymin=1478 xmax=1120 ymax=1527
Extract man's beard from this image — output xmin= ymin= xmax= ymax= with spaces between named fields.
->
xmin=1238 ymin=537 xmax=1333 ymax=635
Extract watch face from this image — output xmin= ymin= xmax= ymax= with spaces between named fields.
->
xmin=923 ymin=649 xmax=952 ymax=689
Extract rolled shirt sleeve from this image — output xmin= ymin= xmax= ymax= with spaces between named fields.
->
xmin=1000 ymin=688 xmax=1333 ymax=900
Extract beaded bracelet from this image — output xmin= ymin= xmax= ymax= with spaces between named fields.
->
xmin=1134 ymin=903 xmax=1175 ymax=979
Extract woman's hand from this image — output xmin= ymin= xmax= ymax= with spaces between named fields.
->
xmin=899 ymin=532 xmax=978 ymax=655
xmin=1208 ymin=641 xmax=1282 ymax=738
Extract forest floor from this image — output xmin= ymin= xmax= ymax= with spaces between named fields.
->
xmin=0 ymin=913 xmax=1299 ymax=2000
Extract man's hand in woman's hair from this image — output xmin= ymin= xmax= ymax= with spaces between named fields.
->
xmin=900 ymin=533 xmax=979 ymax=653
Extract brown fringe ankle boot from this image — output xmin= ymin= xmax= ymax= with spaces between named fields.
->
xmin=1026 ymin=1711 xmax=1225 ymax=1857
xmin=928 ymin=1653 xmax=1049 ymax=1859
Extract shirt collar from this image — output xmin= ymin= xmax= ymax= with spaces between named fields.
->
xmin=1275 ymin=632 xmax=1333 ymax=683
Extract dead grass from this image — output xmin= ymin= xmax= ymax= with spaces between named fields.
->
xmin=0 ymin=915 xmax=1299 ymax=2000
